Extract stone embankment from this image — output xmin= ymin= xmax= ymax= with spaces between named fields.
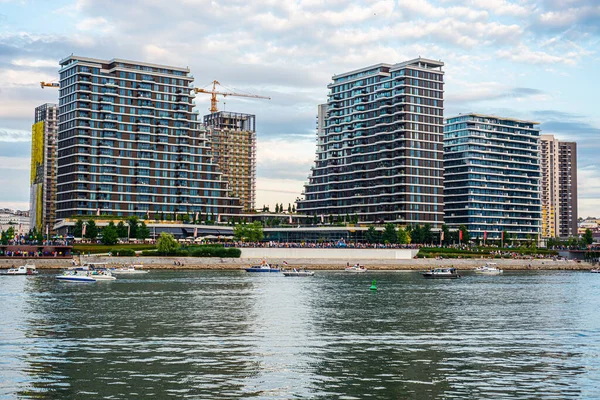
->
xmin=5 ymin=255 xmax=591 ymax=270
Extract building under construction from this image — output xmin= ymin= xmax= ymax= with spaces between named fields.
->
xmin=204 ymin=111 xmax=257 ymax=212
xmin=30 ymin=103 xmax=58 ymax=235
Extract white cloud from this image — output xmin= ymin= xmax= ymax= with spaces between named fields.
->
xmin=468 ymin=0 xmax=531 ymax=17
xmin=0 ymin=129 xmax=32 ymax=142
xmin=76 ymin=17 xmax=114 ymax=33
xmin=0 ymin=156 xmax=30 ymax=169
xmin=496 ymin=44 xmax=588 ymax=65
xmin=11 ymin=59 xmax=58 ymax=68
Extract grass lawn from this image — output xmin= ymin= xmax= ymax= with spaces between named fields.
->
xmin=73 ymin=243 xmax=157 ymax=254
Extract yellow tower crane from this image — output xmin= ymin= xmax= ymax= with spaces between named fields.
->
xmin=193 ymin=80 xmax=270 ymax=113
xmin=40 ymin=82 xmax=59 ymax=89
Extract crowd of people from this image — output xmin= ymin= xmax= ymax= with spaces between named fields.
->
xmin=228 ymin=241 xmax=423 ymax=249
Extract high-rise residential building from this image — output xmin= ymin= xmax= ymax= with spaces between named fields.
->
xmin=558 ymin=141 xmax=577 ymax=237
xmin=444 ymin=114 xmax=541 ymax=241
xmin=30 ymin=103 xmax=58 ymax=234
xmin=541 ymin=134 xmax=577 ymax=238
xmin=297 ymin=58 xmax=445 ymax=227
xmin=203 ymin=111 xmax=256 ymax=211
xmin=55 ymin=56 xmax=241 ymax=219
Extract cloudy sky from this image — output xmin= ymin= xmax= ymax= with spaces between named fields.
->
xmin=1 ymin=0 xmax=599 ymax=216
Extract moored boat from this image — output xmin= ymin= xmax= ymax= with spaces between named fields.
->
xmin=474 ymin=262 xmax=503 ymax=275
xmin=4 ymin=263 xmax=38 ymax=275
xmin=591 ymin=268 xmax=600 ymax=273
xmin=111 ymin=265 xmax=149 ymax=274
xmin=88 ymin=269 xmax=116 ymax=280
xmin=422 ymin=267 xmax=461 ymax=279
xmin=345 ymin=264 xmax=367 ymax=273
xmin=282 ymin=268 xmax=315 ymax=277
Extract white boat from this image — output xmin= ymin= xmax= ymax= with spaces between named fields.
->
xmin=282 ymin=268 xmax=315 ymax=277
xmin=422 ymin=268 xmax=461 ymax=279
xmin=5 ymin=263 xmax=38 ymax=275
xmin=474 ymin=263 xmax=503 ymax=275
xmin=111 ymin=265 xmax=149 ymax=274
xmin=345 ymin=265 xmax=367 ymax=273
xmin=56 ymin=271 xmax=97 ymax=283
xmin=591 ymin=268 xmax=600 ymax=273
xmin=56 ymin=266 xmax=116 ymax=282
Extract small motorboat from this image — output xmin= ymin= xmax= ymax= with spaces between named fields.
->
xmin=474 ymin=262 xmax=503 ymax=275
xmin=88 ymin=269 xmax=116 ymax=280
xmin=111 ymin=265 xmax=149 ymax=274
xmin=282 ymin=268 xmax=315 ymax=277
xmin=345 ymin=264 xmax=367 ymax=273
xmin=244 ymin=260 xmax=280 ymax=272
xmin=422 ymin=268 xmax=461 ymax=279
xmin=244 ymin=265 xmax=281 ymax=273
xmin=4 ymin=264 xmax=38 ymax=275
xmin=56 ymin=271 xmax=97 ymax=283
xmin=591 ymin=268 xmax=600 ymax=273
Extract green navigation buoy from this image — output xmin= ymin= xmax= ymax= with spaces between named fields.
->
xmin=370 ymin=279 xmax=377 ymax=291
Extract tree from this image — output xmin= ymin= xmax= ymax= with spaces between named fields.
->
xmin=6 ymin=226 xmax=15 ymax=241
xmin=157 ymin=232 xmax=179 ymax=254
xmin=365 ymin=226 xmax=380 ymax=244
xmin=116 ymin=221 xmax=128 ymax=238
xmin=233 ymin=221 xmax=264 ymax=242
xmin=288 ymin=203 xmax=292 ymax=213
xmin=292 ymin=205 xmax=296 ymax=213
xmin=422 ymin=223 xmax=433 ymax=244
xmin=73 ymin=219 xmax=84 ymax=238
xmin=127 ymin=216 xmax=139 ymax=238
xmin=137 ymin=222 xmax=150 ymax=240
xmin=382 ymin=223 xmax=397 ymax=244
xmin=36 ymin=230 xmax=44 ymax=243
xmin=101 ymin=222 xmax=118 ymax=245
xmin=397 ymin=227 xmax=409 ymax=244
xmin=411 ymin=225 xmax=423 ymax=244
xmin=84 ymin=219 xmax=98 ymax=239
xmin=583 ymin=228 xmax=594 ymax=245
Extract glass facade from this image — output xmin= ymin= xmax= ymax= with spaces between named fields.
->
xmin=297 ymin=58 xmax=445 ymax=227
xmin=55 ymin=56 xmax=241 ymax=219
xmin=444 ymin=114 xmax=541 ymax=240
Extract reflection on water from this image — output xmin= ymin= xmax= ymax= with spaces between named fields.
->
xmin=1 ymin=270 xmax=599 ymax=399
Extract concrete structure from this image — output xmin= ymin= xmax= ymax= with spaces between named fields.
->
xmin=30 ymin=103 xmax=58 ymax=235
xmin=55 ymin=55 xmax=241 ymax=220
xmin=240 ymin=247 xmax=418 ymax=260
xmin=444 ymin=114 xmax=541 ymax=241
xmin=204 ymin=111 xmax=256 ymax=211
xmin=540 ymin=135 xmax=578 ymax=238
xmin=298 ymin=58 xmax=445 ymax=228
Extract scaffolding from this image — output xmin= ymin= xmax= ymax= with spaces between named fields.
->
xmin=204 ymin=112 xmax=257 ymax=212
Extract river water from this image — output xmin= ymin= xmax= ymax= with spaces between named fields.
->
xmin=1 ymin=270 xmax=599 ymax=399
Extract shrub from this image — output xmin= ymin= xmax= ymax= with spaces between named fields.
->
xmin=190 ymin=246 xmax=241 ymax=258
xmin=111 ymin=248 xmax=136 ymax=257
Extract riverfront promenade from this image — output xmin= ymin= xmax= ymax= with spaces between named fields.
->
xmin=1 ymin=255 xmax=591 ymax=270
